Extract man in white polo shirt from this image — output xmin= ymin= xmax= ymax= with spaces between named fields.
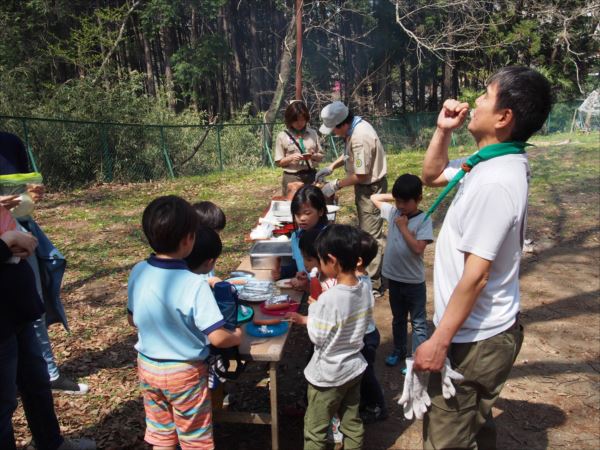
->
xmin=415 ymin=66 xmax=552 ymax=449
xmin=318 ymin=102 xmax=387 ymax=296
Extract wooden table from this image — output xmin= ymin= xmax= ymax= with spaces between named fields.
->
xmin=213 ymin=255 xmax=301 ymax=450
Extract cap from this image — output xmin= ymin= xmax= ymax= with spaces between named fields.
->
xmin=319 ymin=101 xmax=349 ymax=135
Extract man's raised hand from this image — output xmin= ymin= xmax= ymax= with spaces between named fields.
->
xmin=437 ymin=99 xmax=470 ymax=131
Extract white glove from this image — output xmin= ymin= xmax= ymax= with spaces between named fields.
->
xmin=398 ymin=358 xmax=415 ymax=419
xmin=315 ymin=167 xmax=332 ymax=182
xmin=398 ymin=358 xmax=431 ymax=420
xmin=412 ymin=369 xmax=431 ymax=419
xmin=321 ymin=180 xmax=339 ymax=198
xmin=441 ymin=358 xmax=464 ymax=399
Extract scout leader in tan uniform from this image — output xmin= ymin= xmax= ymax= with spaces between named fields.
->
xmin=274 ymin=101 xmax=325 ymax=196
xmin=318 ymin=101 xmax=388 ymax=295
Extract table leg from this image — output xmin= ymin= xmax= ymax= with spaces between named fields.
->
xmin=269 ymin=361 xmax=279 ymax=450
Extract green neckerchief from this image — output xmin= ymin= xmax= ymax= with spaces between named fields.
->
xmin=296 ymin=134 xmax=306 ymax=153
xmin=424 ymin=141 xmax=530 ymax=220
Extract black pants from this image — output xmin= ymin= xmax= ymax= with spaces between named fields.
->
xmin=360 ymin=328 xmax=385 ymax=410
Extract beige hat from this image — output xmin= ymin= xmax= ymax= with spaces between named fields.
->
xmin=319 ymin=101 xmax=349 ymax=135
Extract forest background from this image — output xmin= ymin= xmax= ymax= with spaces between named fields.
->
xmin=0 ymin=0 xmax=598 ymax=187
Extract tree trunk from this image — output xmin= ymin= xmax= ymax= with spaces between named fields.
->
xmin=418 ymin=67 xmax=426 ymax=111
xmin=229 ymin=2 xmax=248 ymax=109
xmin=161 ymin=26 xmax=177 ymax=111
xmin=400 ymin=60 xmax=407 ymax=113
xmin=263 ymin=10 xmax=296 ymax=152
xmin=430 ymin=61 xmax=438 ymax=111
xmin=139 ymin=27 xmax=156 ymax=96
xmin=249 ymin=4 xmax=264 ymax=112
xmin=411 ymin=59 xmax=419 ymax=112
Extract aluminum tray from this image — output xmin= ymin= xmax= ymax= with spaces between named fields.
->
xmin=249 ymin=240 xmax=293 ymax=269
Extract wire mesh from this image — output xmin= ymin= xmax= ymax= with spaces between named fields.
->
xmin=0 ymin=102 xmax=580 ymax=189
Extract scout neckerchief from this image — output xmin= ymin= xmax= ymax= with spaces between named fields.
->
xmin=284 ymin=128 xmax=313 ymax=170
xmin=347 ymin=116 xmax=363 ymax=137
xmin=424 ymin=141 xmax=531 ymax=220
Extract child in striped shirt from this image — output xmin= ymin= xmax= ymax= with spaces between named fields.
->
xmin=288 ymin=224 xmax=373 ymax=449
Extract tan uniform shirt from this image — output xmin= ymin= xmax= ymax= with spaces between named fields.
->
xmin=344 ymin=120 xmax=387 ymax=184
xmin=274 ymin=127 xmax=322 ymax=173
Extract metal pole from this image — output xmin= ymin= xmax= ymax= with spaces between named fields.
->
xmin=328 ymin=135 xmax=339 ymax=158
xmin=160 ymin=126 xmax=175 ymax=179
xmin=295 ymin=0 xmax=303 ymax=100
xmin=216 ymin=125 xmax=223 ymax=171
xmin=101 ymin=125 xmax=113 ymax=182
xmin=20 ymin=119 xmax=39 ymax=172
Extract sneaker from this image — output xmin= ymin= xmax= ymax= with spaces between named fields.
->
xmin=360 ymin=406 xmax=389 ymax=424
xmin=372 ymin=289 xmax=383 ymax=299
xmin=51 ymin=375 xmax=89 ymax=395
xmin=326 ymin=415 xmax=343 ymax=444
xmin=385 ymin=353 xmax=399 ymax=367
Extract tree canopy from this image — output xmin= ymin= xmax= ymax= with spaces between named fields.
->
xmin=0 ymin=0 xmax=598 ymax=124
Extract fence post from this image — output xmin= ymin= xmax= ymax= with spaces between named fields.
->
xmin=262 ymin=124 xmax=275 ymax=168
xmin=20 ymin=119 xmax=39 ymax=172
xmin=160 ymin=126 xmax=175 ymax=179
xmin=216 ymin=124 xmax=223 ymax=171
xmin=101 ymin=125 xmax=113 ymax=182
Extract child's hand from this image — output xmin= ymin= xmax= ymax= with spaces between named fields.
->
xmin=395 ymin=215 xmax=409 ymax=231
xmin=27 ymin=184 xmax=45 ymax=202
xmin=1 ymin=230 xmax=38 ymax=257
xmin=286 ymin=311 xmax=307 ymax=325
xmin=291 ymin=272 xmax=309 ymax=291
xmin=0 ymin=195 xmax=21 ymax=210
xmin=208 ymin=276 xmax=222 ymax=288
xmin=307 ymin=295 xmax=317 ymax=305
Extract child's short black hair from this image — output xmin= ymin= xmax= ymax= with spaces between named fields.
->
xmin=142 ymin=195 xmax=198 ymax=254
xmin=487 ymin=66 xmax=553 ymax=142
xmin=359 ymin=230 xmax=378 ymax=268
xmin=392 ymin=174 xmax=423 ymax=201
xmin=193 ymin=201 xmax=226 ymax=231
xmin=299 ymin=228 xmax=322 ymax=259
xmin=291 ymin=185 xmax=329 ymax=228
xmin=185 ymin=226 xmax=223 ymax=271
xmin=315 ymin=224 xmax=361 ymax=272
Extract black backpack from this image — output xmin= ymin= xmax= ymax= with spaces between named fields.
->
xmin=208 ymin=281 xmax=246 ymax=386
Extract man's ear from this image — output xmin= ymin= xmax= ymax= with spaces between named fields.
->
xmin=495 ymin=108 xmax=514 ymax=134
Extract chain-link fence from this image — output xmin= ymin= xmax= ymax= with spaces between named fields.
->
xmin=0 ymin=101 xmax=580 ymax=189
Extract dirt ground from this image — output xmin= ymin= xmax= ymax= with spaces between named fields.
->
xmin=11 ymin=144 xmax=600 ymax=449
xmin=213 ymin=227 xmax=600 ymax=450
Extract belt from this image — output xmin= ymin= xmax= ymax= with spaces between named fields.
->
xmin=284 ymin=168 xmax=316 ymax=175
